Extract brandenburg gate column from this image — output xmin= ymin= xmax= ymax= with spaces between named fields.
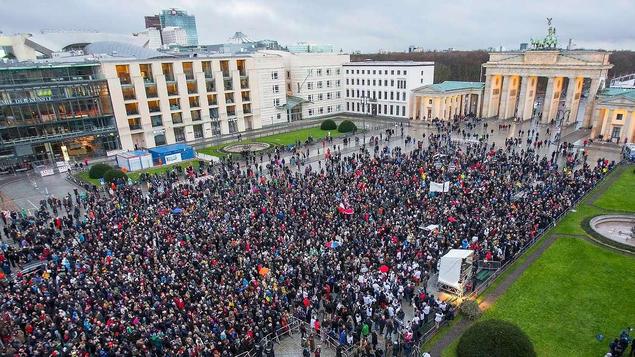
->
xmin=498 ymin=75 xmax=511 ymax=119
xmin=481 ymin=75 xmax=493 ymax=118
xmin=583 ymin=77 xmax=601 ymax=128
xmin=501 ymin=75 xmax=520 ymax=120
xmin=564 ymin=77 xmax=584 ymax=125
xmin=542 ymin=77 xmax=564 ymax=123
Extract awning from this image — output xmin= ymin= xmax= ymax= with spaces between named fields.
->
xmin=283 ymin=95 xmax=308 ymax=110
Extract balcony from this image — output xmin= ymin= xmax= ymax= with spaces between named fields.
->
xmin=224 ymin=78 xmax=233 ymax=91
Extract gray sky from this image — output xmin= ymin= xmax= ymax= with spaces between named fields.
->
xmin=2 ymin=0 xmax=635 ymax=52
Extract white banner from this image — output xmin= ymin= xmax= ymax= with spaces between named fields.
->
xmin=164 ymin=153 xmax=182 ymax=165
xmin=430 ymin=181 xmax=450 ymax=193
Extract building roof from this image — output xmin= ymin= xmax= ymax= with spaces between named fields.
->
xmin=413 ymin=81 xmax=484 ymax=94
xmin=599 ymin=87 xmax=635 ymax=100
xmin=344 ymin=60 xmax=434 ymax=67
xmin=85 ymin=41 xmax=172 ymax=60
xmin=26 ymin=31 xmax=148 ymax=55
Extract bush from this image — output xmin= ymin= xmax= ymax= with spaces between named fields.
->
xmin=88 ymin=163 xmax=112 ymax=179
xmin=457 ymin=320 xmax=536 ymax=357
xmin=337 ymin=120 xmax=357 ymax=133
xmin=103 ymin=169 xmax=128 ymax=184
xmin=320 ymin=119 xmax=337 ymax=130
xmin=459 ymin=300 xmax=482 ymax=321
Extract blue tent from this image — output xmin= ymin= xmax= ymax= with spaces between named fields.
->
xmin=148 ymin=144 xmax=196 ymax=165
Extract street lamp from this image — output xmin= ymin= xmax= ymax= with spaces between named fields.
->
xmin=553 ymin=108 xmax=571 ymax=146
xmin=360 ymin=95 xmax=375 ymax=145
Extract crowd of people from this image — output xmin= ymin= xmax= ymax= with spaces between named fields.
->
xmin=0 ymin=119 xmax=614 ymax=356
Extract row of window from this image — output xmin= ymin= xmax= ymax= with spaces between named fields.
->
xmin=346 ymin=78 xmax=406 ymax=88
xmin=307 ymin=105 xmax=342 ymax=116
xmin=305 ymin=80 xmax=341 ymax=90
xmin=305 ymin=68 xmax=341 ymax=77
xmin=346 ymin=102 xmax=407 ymax=117
xmin=151 ymin=117 xmax=243 ymax=146
xmin=346 ymin=89 xmax=407 ymax=102
xmin=346 ymin=69 xmax=408 ymax=76
xmin=306 ymin=91 xmax=342 ymax=102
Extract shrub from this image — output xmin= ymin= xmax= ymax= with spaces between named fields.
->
xmin=103 ymin=169 xmax=128 ymax=184
xmin=337 ymin=120 xmax=357 ymax=133
xmin=320 ymin=119 xmax=337 ymax=130
xmin=88 ymin=163 xmax=112 ymax=179
xmin=459 ymin=300 xmax=482 ymax=321
xmin=457 ymin=320 xmax=536 ymax=357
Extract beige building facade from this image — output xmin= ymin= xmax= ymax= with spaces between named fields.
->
xmin=590 ymin=88 xmax=635 ymax=143
xmin=101 ymin=54 xmax=287 ymax=151
xmin=410 ymin=81 xmax=483 ymax=120
xmin=481 ymin=50 xmax=612 ymax=125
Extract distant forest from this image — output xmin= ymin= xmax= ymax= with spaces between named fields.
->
xmin=351 ymin=51 xmax=635 ymax=84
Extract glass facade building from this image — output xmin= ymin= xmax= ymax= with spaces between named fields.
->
xmin=159 ymin=8 xmax=198 ymax=46
xmin=0 ymin=62 xmax=120 ymax=164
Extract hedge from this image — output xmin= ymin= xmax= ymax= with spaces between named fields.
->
xmin=457 ymin=319 xmax=536 ymax=357
xmin=459 ymin=300 xmax=482 ymax=321
xmin=103 ymin=169 xmax=129 ymax=184
xmin=337 ymin=120 xmax=357 ymax=133
xmin=320 ymin=119 xmax=337 ymax=130
xmin=88 ymin=163 xmax=112 ymax=179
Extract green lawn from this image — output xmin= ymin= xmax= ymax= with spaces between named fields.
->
xmin=594 ymin=167 xmax=635 ymax=211
xmin=481 ymin=237 xmax=635 ymax=357
xmin=76 ymin=160 xmax=200 ymax=185
xmin=198 ymin=126 xmax=344 ymax=157
xmin=442 ymin=165 xmax=635 ymax=356
xmin=75 ymin=171 xmax=100 ymax=186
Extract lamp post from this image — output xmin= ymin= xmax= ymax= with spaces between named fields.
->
xmin=553 ymin=108 xmax=571 ymax=147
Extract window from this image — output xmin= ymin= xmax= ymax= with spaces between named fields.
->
xmin=317 ymin=81 xmax=323 ymax=89
xmin=391 ymin=80 xmax=394 ymax=87
xmin=336 ymin=104 xmax=341 ymax=111
xmin=308 ymin=108 xmax=314 ymax=116
xmin=356 ymin=79 xmax=360 ymax=85
xmin=173 ymin=127 xmax=185 ymax=142
xmin=378 ymin=92 xmax=382 ymax=99
xmin=616 ymin=113 xmax=624 ymax=120
xmin=384 ymin=91 xmax=388 ymax=98
xmin=402 ymin=106 xmax=406 ymax=116
xmin=336 ymin=69 xmax=340 ymax=75
xmin=287 ymin=71 xmax=290 ymax=79
xmin=273 ymin=84 xmax=280 ymax=93
xmin=397 ymin=70 xmax=400 ymax=75
xmin=421 ymin=71 xmax=424 ymax=75
xmin=211 ymin=120 xmax=221 ymax=135
xmin=391 ymin=70 xmax=394 ymax=75
xmin=420 ymin=79 xmax=423 ymax=84
xmin=362 ymin=79 xmax=365 ymax=85
xmin=356 ymin=70 xmax=359 ymax=74
xmin=346 ymin=89 xmax=350 ymax=97
xmin=273 ymin=98 xmax=280 ymax=107
xmin=316 ymin=69 xmax=322 ymax=76
xmin=346 ymin=78 xmax=349 ymax=85
xmin=327 ymin=92 xmax=332 ymax=100
xmin=326 ymin=80 xmax=332 ymax=88
xmin=327 ymin=106 xmax=332 ymax=113
xmin=193 ymin=124 xmax=204 ymax=139
xmin=336 ymin=91 xmax=341 ymax=99
xmin=277 ymin=113 xmax=281 ymax=120
xmin=402 ymin=92 xmax=406 ymax=101
xmin=404 ymin=70 xmax=407 ymax=75
xmin=318 ymin=93 xmax=323 ymax=101
xmin=154 ymin=133 xmax=166 ymax=146
xmin=356 ymin=90 xmax=360 ymax=97
xmin=390 ymin=92 xmax=394 ymax=100
xmin=390 ymin=105 xmax=394 ymax=115
xmin=228 ymin=119 xmax=238 ymax=133
xmin=373 ymin=70 xmax=376 ymax=75
xmin=356 ymin=102 xmax=360 ymax=111
xmin=336 ymin=80 xmax=340 ymax=87
xmin=307 ymin=82 xmax=313 ymax=90
xmin=346 ymin=69 xmax=349 ymax=74
xmin=429 ymin=99 xmax=433 ymax=104
xmin=271 ymin=71 xmax=279 ymax=80
xmin=308 ymin=69 xmax=313 ymax=76
xmin=319 ymin=107 xmax=324 ymax=114
xmin=384 ymin=70 xmax=388 ymax=75
xmin=347 ymin=102 xmax=350 ymax=111
xmin=373 ymin=79 xmax=376 ymax=86
xmin=378 ymin=105 xmax=382 ymax=114
xmin=362 ymin=70 xmax=365 ymax=74
xmin=384 ymin=80 xmax=388 ymax=86
xmin=326 ymin=69 xmax=332 ymax=75
xmin=151 ymin=115 xmax=163 ymax=127
xmin=308 ymin=94 xmax=313 ymax=102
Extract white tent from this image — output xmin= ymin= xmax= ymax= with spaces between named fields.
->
xmin=438 ymin=249 xmax=474 ymax=291
xmin=116 ymin=150 xmax=153 ymax=172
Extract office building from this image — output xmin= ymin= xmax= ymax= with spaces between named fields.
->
xmin=265 ymin=51 xmax=349 ymax=121
xmin=344 ymin=61 xmax=434 ymax=118
xmin=161 ymin=27 xmax=188 ymax=46
xmin=145 ymin=15 xmax=161 ymax=30
xmin=0 ymin=61 xmax=119 ymax=163
xmin=100 ymin=52 xmax=287 ymax=150
xmin=158 ymin=8 xmax=198 ymax=46
xmin=133 ymin=28 xmax=162 ymax=49
xmin=287 ymin=42 xmax=334 ymax=54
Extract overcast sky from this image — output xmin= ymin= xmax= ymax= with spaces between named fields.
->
xmin=2 ymin=0 xmax=635 ymax=52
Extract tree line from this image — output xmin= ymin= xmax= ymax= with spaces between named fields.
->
xmin=352 ymin=50 xmax=635 ymax=83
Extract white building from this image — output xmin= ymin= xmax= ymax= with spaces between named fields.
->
xmin=343 ymin=61 xmax=434 ymax=118
xmin=262 ymin=51 xmax=349 ymax=122
xmin=100 ymin=51 xmax=287 ymax=151
xmin=133 ymin=28 xmax=162 ymax=50
xmin=161 ymin=27 xmax=187 ymax=46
